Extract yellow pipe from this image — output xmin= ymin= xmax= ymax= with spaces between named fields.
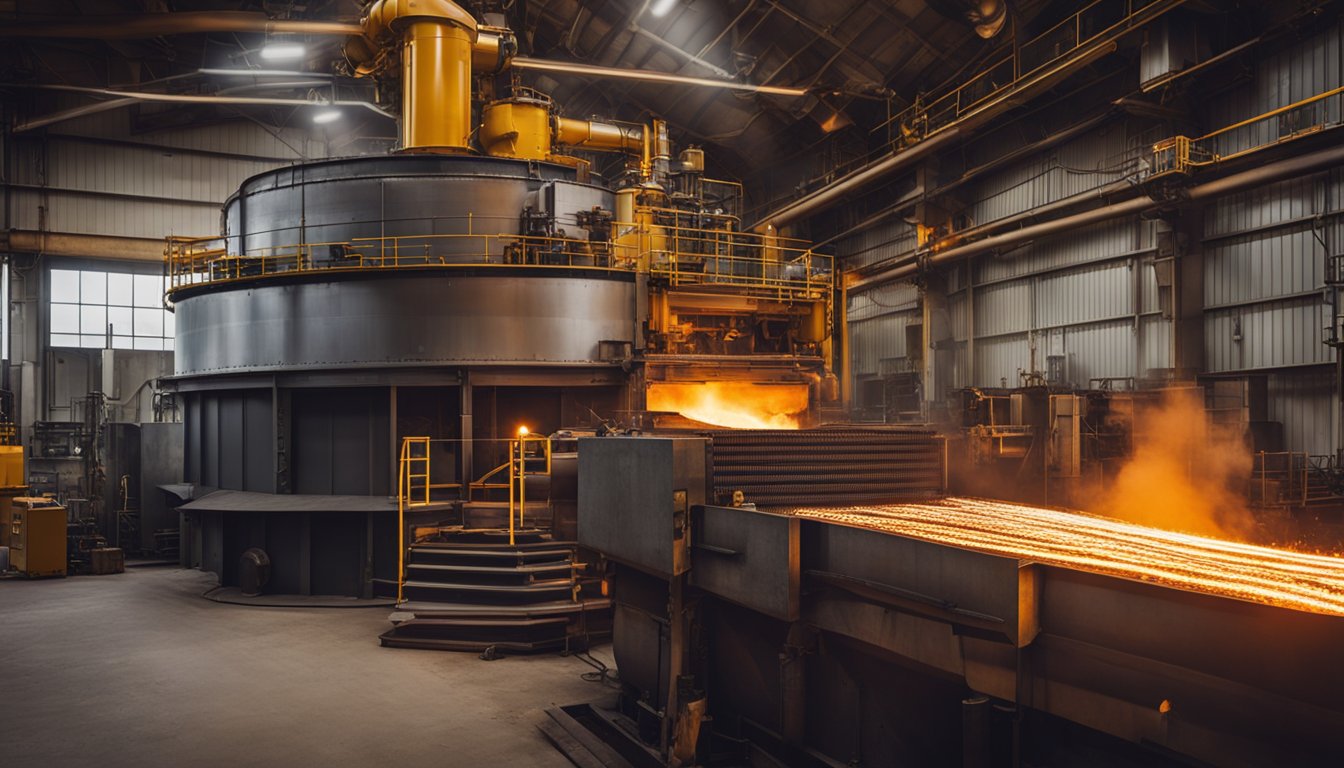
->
xmin=554 ymin=116 xmax=643 ymax=153
xmin=402 ymin=20 xmax=474 ymax=152
xmin=473 ymin=27 xmax=516 ymax=72
xmin=354 ymin=0 xmax=479 ymax=153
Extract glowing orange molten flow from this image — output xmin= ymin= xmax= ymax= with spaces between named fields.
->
xmin=647 ymin=382 xmax=808 ymax=430
xmin=787 ymin=498 xmax=1344 ymax=616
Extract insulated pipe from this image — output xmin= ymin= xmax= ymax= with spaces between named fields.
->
xmin=4 ymin=83 xmax=396 ymax=119
xmin=0 ymin=11 xmax=361 ymax=39
xmin=756 ymin=129 xmax=962 ymax=230
xmin=553 ymin=117 xmax=643 ymax=153
xmin=855 ymin=140 xmax=1344 ymax=289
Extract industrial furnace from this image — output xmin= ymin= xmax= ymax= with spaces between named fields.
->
xmin=162 ymin=0 xmax=836 ymax=598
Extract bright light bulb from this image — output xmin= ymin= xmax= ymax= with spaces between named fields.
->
xmin=649 ymin=0 xmax=678 ymax=18
xmin=259 ymin=42 xmax=306 ymax=61
xmin=312 ymin=109 xmax=341 ymax=124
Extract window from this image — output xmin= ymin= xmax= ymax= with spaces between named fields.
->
xmin=49 ymin=268 xmax=175 ymax=351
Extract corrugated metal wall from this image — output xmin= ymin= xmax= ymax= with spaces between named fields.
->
xmin=6 ymin=106 xmax=338 ymax=241
xmin=840 ymin=20 xmax=1343 ymax=453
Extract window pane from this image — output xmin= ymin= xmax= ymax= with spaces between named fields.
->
xmin=107 ymin=307 xmax=133 ymax=337
xmin=133 ymin=336 xmax=163 ymax=351
xmin=163 ymin=310 xmax=175 ymax=337
xmin=80 ymin=305 xmax=107 ymax=335
xmin=79 ymin=334 xmax=103 ymax=349
xmin=163 ymin=338 xmax=175 ymax=352
xmin=51 ymin=333 xmax=81 ymax=347
xmin=133 ymin=307 xmax=163 ymax=337
xmin=50 ymin=303 xmax=79 ymax=334
xmin=51 ymin=270 xmax=81 ymax=303
xmin=134 ymin=275 xmax=163 ymax=308
xmin=112 ymin=336 xmax=134 ymax=351
xmin=80 ymin=271 xmax=107 ymax=304
xmin=107 ymin=273 xmax=134 ymax=306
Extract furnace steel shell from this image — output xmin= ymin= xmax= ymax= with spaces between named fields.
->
xmin=173 ymin=270 xmax=637 ymax=375
xmin=173 ymin=153 xmax=634 ymax=376
xmin=221 ymin=154 xmax=607 ymax=257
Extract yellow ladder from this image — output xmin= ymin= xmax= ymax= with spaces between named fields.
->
xmin=396 ymin=436 xmax=432 ymax=603
xmin=401 ymin=436 xmax=431 ymax=508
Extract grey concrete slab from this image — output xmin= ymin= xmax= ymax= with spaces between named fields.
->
xmin=0 ymin=568 xmax=612 ymax=768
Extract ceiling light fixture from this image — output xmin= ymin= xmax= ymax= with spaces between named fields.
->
xmin=312 ymin=108 xmax=341 ymax=124
xmin=259 ymin=42 xmax=306 ymax=61
xmin=649 ymin=0 xmax=678 ymax=18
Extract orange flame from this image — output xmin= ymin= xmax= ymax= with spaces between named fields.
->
xmin=647 ymin=382 xmax=808 ymax=430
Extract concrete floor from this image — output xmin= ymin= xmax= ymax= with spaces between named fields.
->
xmin=0 ymin=567 xmax=612 ymax=767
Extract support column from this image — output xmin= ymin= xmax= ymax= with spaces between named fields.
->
xmin=1156 ymin=211 xmax=1205 ymax=378
xmin=459 ymin=370 xmax=473 ymax=488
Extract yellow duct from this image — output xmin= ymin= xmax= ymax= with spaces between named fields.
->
xmin=479 ymin=98 xmax=553 ymax=160
xmin=352 ymin=0 xmax=479 ymax=153
xmin=553 ymin=117 xmax=644 ymax=154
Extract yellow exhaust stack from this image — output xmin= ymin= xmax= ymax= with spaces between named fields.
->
xmin=354 ymin=0 xmax=480 ymax=153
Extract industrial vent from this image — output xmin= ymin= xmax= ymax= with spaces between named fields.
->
xmin=708 ymin=427 xmax=946 ymax=508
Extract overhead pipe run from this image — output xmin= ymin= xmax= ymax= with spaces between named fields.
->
xmin=756 ymin=130 xmax=962 ymax=230
xmin=853 ymin=140 xmax=1344 ymax=289
xmin=0 ymin=12 xmax=362 ymax=39
xmin=511 ymin=58 xmax=809 ymax=97
xmin=5 ymin=83 xmax=396 ymax=120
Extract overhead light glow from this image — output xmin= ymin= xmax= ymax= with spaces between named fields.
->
xmin=649 ymin=0 xmax=678 ymax=18
xmin=312 ymin=108 xmax=341 ymax=124
xmin=259 ymin=42 xmax=306 ymax=61
xmin=517 ymin=425 xmax=530 ymax=436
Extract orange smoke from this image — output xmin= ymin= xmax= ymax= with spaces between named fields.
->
xmin=1092 ymin=387 xmax=1255 ymax=539
xmin=647 ymin=382 xmax=808 ymax=430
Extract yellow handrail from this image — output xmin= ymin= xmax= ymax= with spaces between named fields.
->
xmin=164 ymin=223 xmax=834 ymax=304
xmin=507 ymin=431 xmax=552 ymax=545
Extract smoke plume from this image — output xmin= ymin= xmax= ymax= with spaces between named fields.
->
xmin=1091 ymin=387 xmax=1256 ymax=540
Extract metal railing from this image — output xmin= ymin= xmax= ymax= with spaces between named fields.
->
xmin=1252 ymin=451 xmax=1309 ymax=508
xmin=394 ymin=433 xmax=554 ymax=601
xmin=877 ymin=0 xmax=1177 ymax=145
xmin=1149 ymin=85 xmax=1344 ymax=178
xmin=747 ymin=0 xmax=1182 ymax=223
xmin=167 ymin=221 xmax=833 ymax=304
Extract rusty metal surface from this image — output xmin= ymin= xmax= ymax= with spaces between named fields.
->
xmin=690 ymin=504 xmax=799 ymax=621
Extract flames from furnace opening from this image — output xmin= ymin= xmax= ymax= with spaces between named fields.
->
xmin=647 ymin=381 xmax=808 ymax=430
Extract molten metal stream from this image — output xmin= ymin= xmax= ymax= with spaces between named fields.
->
xmin=785 ymin=498 xmax=1344 ymax=616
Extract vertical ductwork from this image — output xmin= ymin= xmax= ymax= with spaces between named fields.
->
xmin=351 ymin=0 xmax=480 ymax=153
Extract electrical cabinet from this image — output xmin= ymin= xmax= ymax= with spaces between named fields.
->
xmin=9 ymin=498 xmax=66 ymax=578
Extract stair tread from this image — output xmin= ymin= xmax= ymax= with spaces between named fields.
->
xmin=393 ymin=616 xmax=571 ymax=628
xmin=403 ymin=579 xmax=575 ymax=592
xmin=393 ymin=597 xmax=611 ymax=616
xmin=408 ymin=546 xmax=577 ymax=559
xmin=407 ymin=562 xmax=574 ymax=574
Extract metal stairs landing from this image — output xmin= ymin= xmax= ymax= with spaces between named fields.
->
xmin=380 ymin=531 xmax=611 ymax=654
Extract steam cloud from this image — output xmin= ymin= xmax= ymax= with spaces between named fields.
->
xmin=1091 ymin=387 xmax=1256 ymax=540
